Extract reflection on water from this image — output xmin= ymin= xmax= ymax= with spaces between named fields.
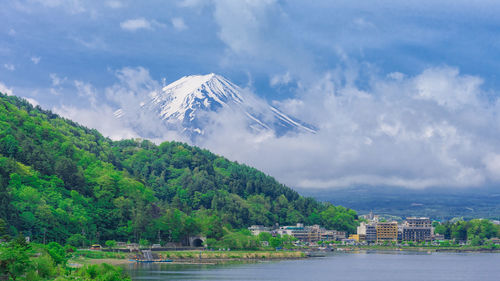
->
xmin=124 ymin=251 xmax=500 ymax=281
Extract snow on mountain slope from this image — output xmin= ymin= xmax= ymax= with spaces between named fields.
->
xmin=149 ymin=73 xmax=243 ymax=122
xmin=116 ymin=73 xmax=316 ymax=139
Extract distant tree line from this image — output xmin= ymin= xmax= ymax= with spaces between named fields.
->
xmin=433 ymin=219 xmax=500 ymax=245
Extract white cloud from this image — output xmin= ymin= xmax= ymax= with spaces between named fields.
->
xmin=50 ymin=73 xmax=66 ymax=86
xmin=483 ymin=153 xmax=500 ymax=181
xmin=4 ymin=64 xmax=15 ymax=71
xmin=353 ymin=18 xmax=375 ymax=30
xmin=178 ymin=0 xmax=207 ymax=8
xmin=8 ymin=29 xmax=16 ymax=36
xmin=74 ymin=80 xmax=97 ymax=107
xmin=0 ymin=82 xmax=13 ymax=96
xmin=50 ymin=67 xmax=168 ymax=141
xmin=24 ymin=97 xmax=39 ymax=107
xmin=194 ymin=66 xmax=500 ymax=190
xmin=387 ymin=72 xmax=405 ymax=80
xmin=270 ymin=72 xmax=292 ymax=87
xmin=120 ymin=18 xmax=152 ymax=31
xmin=71 ymin=36 xmax=107 ymax=49
xmin=213 ymin=0 xmax=279 ymax=56
xmin=53 ymin=104 xmax=139 ymax=141
xmin=105 ymin=0 xmax=123 ymax=9
xmin=33 ymin=0 xmax=86 ymax=14
xmin=53 ymin=66 xmax=186 ymax=142
xmin=211 ymin=0 xmax=316 ymax=81
xmin=31 ymin=56 xmax=41 ymax=64
xmin=413 ymin=67 xmax=482 ymax=110
xmin=171 ymin=17 xmax=188 ymax=31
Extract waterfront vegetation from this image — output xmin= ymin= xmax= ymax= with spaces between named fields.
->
xmin=0 ymin=236 xmax=130 ymax=280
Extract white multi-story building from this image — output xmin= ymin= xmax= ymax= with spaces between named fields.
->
xmin=357 ymin=222 xmax=377 ymax=243
xmin=248 ymin=225 xmax=271 ymax=236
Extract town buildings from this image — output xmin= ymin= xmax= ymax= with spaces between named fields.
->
xmin=250 ymin=215 xmax=435 ymax=245
xmin=248 ymin=223 xmax=346 ymax=243
xmin=356 ymin=215 xmax=434 ymax=244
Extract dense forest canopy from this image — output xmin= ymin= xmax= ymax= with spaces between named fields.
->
xmin=0 ymin=93 xmax=359 ymax=245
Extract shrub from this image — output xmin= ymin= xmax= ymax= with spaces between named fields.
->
xmin=33 ymin=253 xmax=58 ymax=279
xmin=77 ymin=263 xmax=131 ymax=281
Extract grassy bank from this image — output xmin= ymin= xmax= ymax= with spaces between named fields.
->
xmin=69 ymin=250 xmax=132 ymax=267
xmin=74 ymin=250 xmax=129 ymax=259
xmin=70 ymin=249 xmax=306 ymax=265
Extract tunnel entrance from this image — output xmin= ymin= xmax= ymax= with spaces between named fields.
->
xmin=192 ymin=238 xmax=204 ymax=247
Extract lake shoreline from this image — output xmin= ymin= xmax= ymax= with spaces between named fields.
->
xmin=334 ymin=246 xmax=500 ymax=253
xmin=70 ymin=249 xmax=308 ymax=266
xmin=70 ymin=247 xmax=500 ymax=267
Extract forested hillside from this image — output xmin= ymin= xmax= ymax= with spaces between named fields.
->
xmin=0 ymin=93 xmax=358 ymax=246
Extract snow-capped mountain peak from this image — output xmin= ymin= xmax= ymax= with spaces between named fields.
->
xmin=149 ymin=73 xmax=244 ymax=122
xmin=116 ymin=73 xmax=316 ymax=139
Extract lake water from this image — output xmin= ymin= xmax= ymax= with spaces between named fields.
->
xmin=123 ymin=250 xmax=500 ymax=281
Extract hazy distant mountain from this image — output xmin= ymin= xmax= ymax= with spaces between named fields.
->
xmin=114 ymin=73 xmax=316 ymax=139
xmin=299 ymin=186 xmax=500 ymax=220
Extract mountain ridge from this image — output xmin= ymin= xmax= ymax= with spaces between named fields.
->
xmin=0 ymin=92 xmax=358 ymax=245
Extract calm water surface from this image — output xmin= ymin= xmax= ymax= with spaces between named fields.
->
xmin=123 ymin=251 xmax=500 ymax=281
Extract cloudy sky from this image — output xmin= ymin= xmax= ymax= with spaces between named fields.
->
xmin=2 ymin=0 xmax=500 ymax=190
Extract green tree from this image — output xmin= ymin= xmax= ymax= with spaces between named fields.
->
xmin=258 ymin=232 xmax=272 ymax=242
xmin=0 ymin=135 xmax=19 ymax=157
xmin=67 ymin=233 xmax=89 ymax=247
xmin=434 ymin=223 xmax=446 ymax=235
xmin=269 ymin=236 xmax=282 ymax=248
xmin=0 ymin=218 xmax=9 ymax=241
xmin=0 ymin=235 xmax=32 ymax=280
xmin=46 ymin=241 xmax=68 ymax=266
xmin=30 ymin=253 xmax=57 ymax=279
xmin=105 ymin=240 xmax=117 ymax=249
xmin=470 ymin=236 xmax=483 ymax=246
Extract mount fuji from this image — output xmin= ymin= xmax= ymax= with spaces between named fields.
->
xmin=114 ymin=73 xmax=316 ymax=140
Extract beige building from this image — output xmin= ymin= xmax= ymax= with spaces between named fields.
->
xmin=376 ymin=222 xmax=398 ymax=243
